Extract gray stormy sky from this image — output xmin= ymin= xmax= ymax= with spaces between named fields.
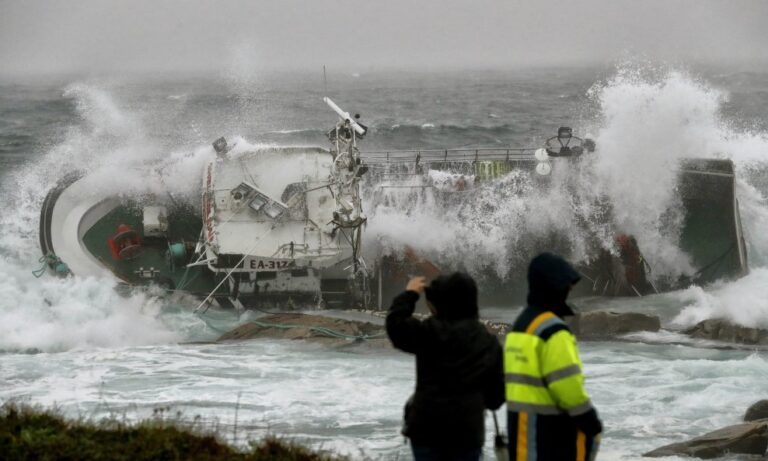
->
xmin=1 ymin=0 xmax=768 ymax=77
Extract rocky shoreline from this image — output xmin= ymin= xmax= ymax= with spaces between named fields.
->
xmin=684 ymin=319 xmax=768 ymax=346
xmin=217 ymin=313 xmax=391 ymax=349
xmin=644 ymin=400 xmax=768 ymax=458
xmin=216 ymin=309 xmax=768 ymax=349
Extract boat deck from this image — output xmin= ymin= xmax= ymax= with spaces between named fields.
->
xmin=81 ymin=202 xmax=223 ymax=294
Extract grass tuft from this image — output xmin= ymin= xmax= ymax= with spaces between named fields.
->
xmin=0 ymin=403 xmax=346 ymax=461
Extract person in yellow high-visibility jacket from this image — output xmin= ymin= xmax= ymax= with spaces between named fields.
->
xmin=505 ymin=253 xmax=602 ymax=461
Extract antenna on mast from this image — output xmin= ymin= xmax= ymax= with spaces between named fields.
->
xmin=323 ymin=65 xmax=328 ymax=96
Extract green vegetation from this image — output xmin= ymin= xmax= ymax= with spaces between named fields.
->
xmin=0 ymin=403 xmax=346 ymax=461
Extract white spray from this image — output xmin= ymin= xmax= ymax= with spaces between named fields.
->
xmin=0 ymin=82 xmax=218 ymax=352
xmin=365 ymin=65 xmax=768 ymax=328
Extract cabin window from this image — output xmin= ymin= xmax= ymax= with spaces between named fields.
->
xmin=249 ymin=195 xmax=267 ymax=211
xmin=263 ymin=202 xmax=285 ymax=219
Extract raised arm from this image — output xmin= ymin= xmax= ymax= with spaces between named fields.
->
xmin=385 ymin=277 xmax=429 ymax=354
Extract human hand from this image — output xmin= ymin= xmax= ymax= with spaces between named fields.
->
xmin=406 ymin=276 xmax=427 ymax=294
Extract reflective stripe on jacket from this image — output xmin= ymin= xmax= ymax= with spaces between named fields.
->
xmin=504 ymin=308 xmax=599 ymax=461
xmin=504 ymin=310 xmax=593 ymax=416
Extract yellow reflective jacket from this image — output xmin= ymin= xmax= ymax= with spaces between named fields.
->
xmin=505 ymin=310 xmax=592 ymax=415
xmin=504 ymin=308 xmax=600 ymax=461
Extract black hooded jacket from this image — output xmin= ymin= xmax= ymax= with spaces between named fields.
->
xmin=526 ymin=252 xmax=581 ymax=316
xmin=386 ymin=273 xmax=505 ymax=449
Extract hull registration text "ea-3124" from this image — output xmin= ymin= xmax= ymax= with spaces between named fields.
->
xmin=248 ymin=259 xmax=294 ymax=270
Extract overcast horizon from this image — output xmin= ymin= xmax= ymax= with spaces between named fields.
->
xmin=2 ymin=0 xmax=768 ymax=79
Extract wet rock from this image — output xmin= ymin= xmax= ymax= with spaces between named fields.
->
xmin=684 ymin=319 xmax=768 ymax=345
xmin=643 ymin=420 xmax=768 ymax=458
xmin=217 ymin=313 xmax=390 ymax=348
xmin=568 ymin=310 xmax=661 ymax=339
xmin=745 ymin=400 xmax=768 ymax=422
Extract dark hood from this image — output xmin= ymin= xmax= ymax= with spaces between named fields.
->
xmin=425 ymin=272 xmax=479 ymax=320
xmin=527 ymin=252 xmax=581 ymax=317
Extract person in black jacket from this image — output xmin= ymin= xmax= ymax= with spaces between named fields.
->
xmin=386 ymin=272 xmax=505 ymax=461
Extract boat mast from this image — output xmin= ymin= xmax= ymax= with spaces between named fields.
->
xmin=324 ymin=97 xmax=370 ymax=305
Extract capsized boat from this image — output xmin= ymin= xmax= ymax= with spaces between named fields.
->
xmin=363 ymin=127 xmax=749 ymax=304
xmin=39 ymin=98 xmax=373 ymax=310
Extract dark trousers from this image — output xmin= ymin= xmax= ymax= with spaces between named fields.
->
xmin=411 ymin=445 xmax=483 ymax=461
xmin=507 ymin=411 xmax=599 ymax=461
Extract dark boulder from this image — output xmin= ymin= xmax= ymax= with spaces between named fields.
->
xmin=217 ymin=313 xmax=390 ymax=348
xmin=745 ymin=400 xmax=768 ymax=422
xmin=684 ymin=319 xmax=768 ymax=345
xmin=644 ymin=420 xmax=768 ymax=458
xmin=568 ymin=310 xmax=661 ymax=340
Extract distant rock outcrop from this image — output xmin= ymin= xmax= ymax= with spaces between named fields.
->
xmin=643 ymin=420 xmax=768 ymax=459
xmin=684 ymin=319 xmax=768 ymax=345
xmin=568 ymin=310 xmax=661 ymax=340
xmin=745 ymin=400 xmax=768 ymax=422
xmin=217 ymin=313 xmax=390 ymax=348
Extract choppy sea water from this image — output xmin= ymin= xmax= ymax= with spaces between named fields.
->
xmin=2 ymin=66 xmax=768 ymax=459
xmin=3 ymin=330 xmax=767 ymax=460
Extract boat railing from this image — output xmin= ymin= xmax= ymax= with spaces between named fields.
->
xmin=359 ymin=147 xmax=539 ymax=165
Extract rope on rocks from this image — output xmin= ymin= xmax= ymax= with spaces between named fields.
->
xmin=31 ymin=255 xmax=50 ymax=278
